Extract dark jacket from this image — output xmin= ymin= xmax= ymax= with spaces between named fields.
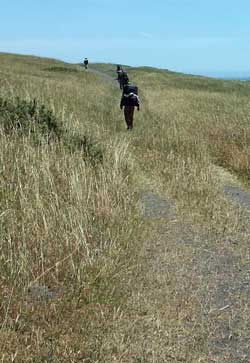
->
xmin=117 ymin=71 xmax=129 ymax=84
xmin=117 ymin=70 xmax=123 ymax=81
xmin=120 ymin=92 xmax=140 ymax=109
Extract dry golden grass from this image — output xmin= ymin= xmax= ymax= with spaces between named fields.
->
xmin=1 ymin=53 xmax=250 ymax=362
xmin=0 ymin=53 xmax=142 ymax=362
xmin=122 ymin=67 xmax=250 ymax=362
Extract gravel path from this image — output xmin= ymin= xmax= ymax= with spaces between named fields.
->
xmin=123 ymin=181 xmax=250 ymax=362
xmin=79 ymin=64 xmax=250 ymax=361
xmin=224 ymin=185 xmax=250 ymax=210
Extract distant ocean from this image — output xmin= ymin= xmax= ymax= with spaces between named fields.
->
xmin=221 ymin=77 xmax=250 ymax=81
xmin=209 ymin=73 xmax=250 ymax=81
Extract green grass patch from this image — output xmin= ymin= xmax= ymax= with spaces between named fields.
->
xmin=45 ymin=66 xmax=80 ymax=73
xmin=0 ymin=97 xmax=61 ymax=140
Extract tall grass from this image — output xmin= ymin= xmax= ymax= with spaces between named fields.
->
xmin=128 ymin=68 xmax=250 ymax=216
xmin=0 ymin=53 xmax=141 ymax=362
xmin=1 ymin=53 xmax=250 ymax=362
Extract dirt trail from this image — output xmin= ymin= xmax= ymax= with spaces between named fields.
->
xmin=224 ymin=185 xmax=250 ymax=209
xmin=120 ymin=173 xmax=250 ymax=362
xmin=79 ymin=64 xmax=250 ymax=361
xmin=89 ymin=68 xmax=118 ymax=87
xmin=79 ymin=65 xmax=119 ymax=88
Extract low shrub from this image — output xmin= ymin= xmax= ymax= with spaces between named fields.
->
xmin=0 ymin=96 xmax=103 ymax=163
xmin=0 ymin=97 xmax=61 ymax=141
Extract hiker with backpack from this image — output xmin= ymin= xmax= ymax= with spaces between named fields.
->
xmin=120 ymin=83 xmax=140 ymax=130
xmin=116 ymin=68 xmax=129 ymax=89
xmin=84 ymin=58 xmax=89 ymax=69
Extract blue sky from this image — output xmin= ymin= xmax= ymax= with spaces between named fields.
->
xmin=1 ymin=0 xmax=250 ymax=76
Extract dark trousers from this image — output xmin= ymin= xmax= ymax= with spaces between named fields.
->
xmin=124 ymin=106 xmax=135 ymax=129
xmin=119 ymin=80 xmax=124 ymax=89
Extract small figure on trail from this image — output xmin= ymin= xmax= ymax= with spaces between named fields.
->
xmin=121 ymin=71 xmax=129 ymax=87
xmin=116 ymin=67 xmax=129 ymax=90
xmin=120 ymin=83 xmax=140 ymax=130
xmin=116 ymin=67 xmax=123 ymax=88
xmin=84 ymin=58 xmax=89 ymax=69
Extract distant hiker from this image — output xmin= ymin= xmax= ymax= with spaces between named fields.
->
xmin=121 ymin=71 xmax=129 ymax=86
xmin=84 ymin=58 xmax=89 ymax=69
xmin=117 ymin=68 xmax=129 ymax=89
xmin=120 ymin=83 xmax=140 ymax=130
xmin=116 ymin=68 xmax=123 ymax=88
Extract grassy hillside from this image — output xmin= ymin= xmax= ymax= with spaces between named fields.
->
xmin=1 ymin=53 xmax=250 ymax=362
xmin=0 ymin=53 xmax=142 ymax=361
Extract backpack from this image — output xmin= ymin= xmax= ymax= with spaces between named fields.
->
xmin=122 ymin=85 xmax=139 ymax=106
xmin=123 ymin=84 xmax=138 ymax=95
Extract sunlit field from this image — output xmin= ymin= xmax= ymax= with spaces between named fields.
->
xmin=1 ymin=53 xmax=250 ymax=362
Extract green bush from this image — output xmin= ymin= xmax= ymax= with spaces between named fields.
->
xmin=0 ymin=97 xmax=61 ymax=141
xmin=0 ymin=96 xmax=103 ymax=163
